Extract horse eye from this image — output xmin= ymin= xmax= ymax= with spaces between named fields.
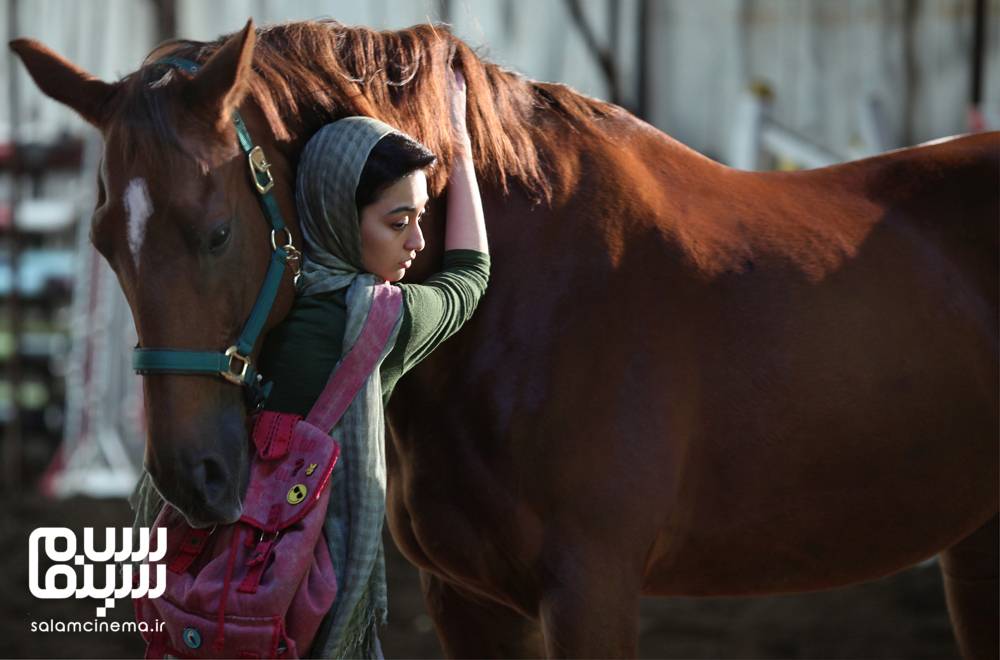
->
xmin=208 ymin=226 xmax=231 ymax=252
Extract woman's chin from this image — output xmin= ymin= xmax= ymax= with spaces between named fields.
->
xmin=371 ymin=263 xmax=409 ymax=282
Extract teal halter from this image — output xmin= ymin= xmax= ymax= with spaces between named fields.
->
xmin=130 ymin=57 xmax=301 ymax=408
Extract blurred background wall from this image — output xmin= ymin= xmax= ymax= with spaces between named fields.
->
xmin=2 ymin=0 xmax=998 ymax=152
xmin=0 ymin=0 xmax=996 ymax=495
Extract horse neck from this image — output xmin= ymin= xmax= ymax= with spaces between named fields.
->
xmin=533 ymin=111 xmax=691 ymax=210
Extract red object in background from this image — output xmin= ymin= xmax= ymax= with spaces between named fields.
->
xmin=968 ymin=105 xmax=1000 ymax=133
xmin=0 ymin=201 xmax=12 ymax=230
xmin=0 ymin=141 xmax=14 ymax=165
xmin=0 ymin=142 xmax=12 ymax=231
xmin=0 ymin=136 xmax=83 ymax=173
xmin=36 ymin=443 xmax=66 ymax=498
xmin=969 ymin=106 xmax=986 ymax=132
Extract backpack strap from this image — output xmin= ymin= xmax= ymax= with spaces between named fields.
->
xmin=304 ymin=281 xmax=402 ymax=432
xmin=145 ymin=629 xmax=167 ymax=659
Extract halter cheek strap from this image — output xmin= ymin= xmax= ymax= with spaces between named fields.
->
xmin=130 ymin=57 xmax=302 ymax=409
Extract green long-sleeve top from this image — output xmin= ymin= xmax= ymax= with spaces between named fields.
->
xmin=256 ymin=249 xmax=490 ymax=416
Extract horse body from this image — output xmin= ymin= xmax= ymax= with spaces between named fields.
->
xmin=388 ymin=118 xmax=999 ymax=653
xmin=13 ymin=19 xmax=998 ymax=659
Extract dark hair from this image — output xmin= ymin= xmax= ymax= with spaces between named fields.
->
xmin=354 ymin=133 xmax=437 ymax=215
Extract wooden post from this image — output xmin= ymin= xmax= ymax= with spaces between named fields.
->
xmin=971 ymin=0 xmax=985 ymax=106
xmin=564 ymin=0 xmax=622 ymax=107
xmin=153 ymin=0 xmax=177 ymax=45
xmin=901 ymin=0 xmax=920 ymax=147
xmin=636 ymin=0 xmax=650 ymax=122
xmin=5 ymin=0 xmax=22 ymax=493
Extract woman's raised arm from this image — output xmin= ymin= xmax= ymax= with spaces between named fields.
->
xmin=444 ymin=69 xmax=489 ymax=254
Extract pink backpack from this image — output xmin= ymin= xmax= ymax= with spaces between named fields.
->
xmin=134 ymin=283 xmax=402 ymax=659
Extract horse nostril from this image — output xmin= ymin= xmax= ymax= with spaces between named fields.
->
xmin=193 ymin=457 xmax=228 ymax=504
xmin=176 ymin=451 xmax=242 ymax=525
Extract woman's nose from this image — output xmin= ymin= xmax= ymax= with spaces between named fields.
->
xmin=405 ymin=222 xmax=425 ymax=252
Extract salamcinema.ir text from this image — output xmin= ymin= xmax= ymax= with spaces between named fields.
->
xmin=31 ymin=620 xmax=165 ymax=633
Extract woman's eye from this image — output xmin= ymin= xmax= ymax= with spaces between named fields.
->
xmin=392 ymin=220 xmax=409 ymax=230
xmin=209 ymin=226 xmax=231 ymax=252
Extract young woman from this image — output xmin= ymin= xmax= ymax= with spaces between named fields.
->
xmin=129 ymin=70 xmax=487 ymax=658
xmin=252 ymin=69 xmax=488 ymax=658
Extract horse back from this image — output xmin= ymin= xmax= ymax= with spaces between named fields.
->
xmin=831 ymin=131 xmax=998 ymax=279
xmin=743 ymin=130 xmax=1000 ymax=322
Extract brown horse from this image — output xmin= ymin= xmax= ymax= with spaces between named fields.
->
xmin=13 ymin=19 xmax=998 ymax=659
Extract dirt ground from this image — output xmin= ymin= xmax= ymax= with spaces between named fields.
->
xmin=0 ymin=494 xmax=960 ymax=659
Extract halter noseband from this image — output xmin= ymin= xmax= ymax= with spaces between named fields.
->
xmin=130 ymin=57 xmax=301 ymax=409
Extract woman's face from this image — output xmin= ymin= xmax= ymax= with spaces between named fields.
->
xmin=359 ymin=170 xmax=428 ymax=282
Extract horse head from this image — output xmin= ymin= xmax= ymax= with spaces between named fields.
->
xmin=12 ymin=20 xmax=301 ymax=527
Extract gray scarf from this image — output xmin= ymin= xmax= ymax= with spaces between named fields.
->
xmin=297 ymin=117 xmax=405 ymax=659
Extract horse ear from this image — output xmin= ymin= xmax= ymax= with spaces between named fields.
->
xmin=9 ymin=39 xmax=115 ymax=129
xmin=188 ymin=19 xmax=256 ymax=131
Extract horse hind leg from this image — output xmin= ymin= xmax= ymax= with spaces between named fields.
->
xmin=419 ymin=569 xmax=543 ymax=659
xmin=939 ymin=514 xmax=999 ymax=660
xmin=536 ymin=556 xmax=641 ymax=658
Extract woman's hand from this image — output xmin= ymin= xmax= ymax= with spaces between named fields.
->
xmin=447 ymin=67 xmax=473 ymax=159
xmin=443 ymin=66 xmax=487 ymax=254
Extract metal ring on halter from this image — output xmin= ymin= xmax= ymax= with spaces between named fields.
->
xmin=271 ymin=228 xmax=302 ymax=283
xmin=270 ymin=227 xmax=293 ymax=252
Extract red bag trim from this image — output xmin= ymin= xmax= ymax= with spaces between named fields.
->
xmin=167 ymin=527 xmax=211 ymax=575
xmin=144 ymin=629 xmax=167 ymax=659
xmin=213 ymin=522 xmax=245 ymax=652
xmin=273 ymin=617 xmax=288 ymax=659
xmin=237 ymin=534 xmax=277 ymax=594
xmin=253 ymin=411 xmax=301 ymax=461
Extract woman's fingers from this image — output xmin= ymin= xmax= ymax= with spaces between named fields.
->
xmin=448 ymin=67 xmax=471 ymax=153
xmin=448 ymin=68 xmax=467 ymax=115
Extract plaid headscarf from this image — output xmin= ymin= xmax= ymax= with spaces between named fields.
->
xmin=296 ymin=117 xmax=406 ymax=659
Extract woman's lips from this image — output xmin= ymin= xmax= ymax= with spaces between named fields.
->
xmin=399 ymin=259 xmax=412 ymax=269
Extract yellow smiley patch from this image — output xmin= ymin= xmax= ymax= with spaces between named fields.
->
xmin=287 ymin=484 xmax=308 ymax=505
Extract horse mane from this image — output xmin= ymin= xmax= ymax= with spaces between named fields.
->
xmin=112 ymin=20 xmax=618 ymax=201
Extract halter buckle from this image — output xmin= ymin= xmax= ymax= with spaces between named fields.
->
xmin=248 ymin=146 xmax=274 ymax=195
xmin=222 ymin=346 xmax=250 ymax=385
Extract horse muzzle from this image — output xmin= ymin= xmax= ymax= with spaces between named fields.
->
xmin=144 ymin=411 xmax=250 ymax=528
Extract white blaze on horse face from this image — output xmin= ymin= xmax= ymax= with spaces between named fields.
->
xmin=124 ymin=178 xmax=152 ymax=269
